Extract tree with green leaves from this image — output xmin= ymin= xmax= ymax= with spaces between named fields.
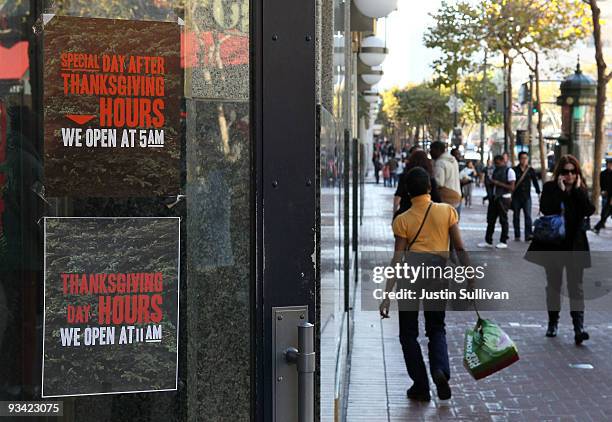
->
xmin=480 ymin=0 xmax=540 ymax=164
xmin=423 ymin=0 xmax=482 ymax=127
xmin=380 ymin=84 xmax=453 ymax=144
xmin=459 ymin=73 xmax=504 ymax=128
xmin=508 ymin=0 xmax=591 ymax=180
xmin=583 ymin=0 xmax=610 ymax=206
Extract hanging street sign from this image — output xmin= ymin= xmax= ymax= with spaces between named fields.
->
xmin=446 ymin=95 xmax=465 ymax=113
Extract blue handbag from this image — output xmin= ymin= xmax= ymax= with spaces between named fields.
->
xmin=533 ymin=204 xmax=565 ymax=243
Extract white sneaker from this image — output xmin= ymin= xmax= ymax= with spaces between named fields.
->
xmin=496 ymin=242 xmax=508 ymax=249
xmin=478 ymin=242 xmax=494 ymax=248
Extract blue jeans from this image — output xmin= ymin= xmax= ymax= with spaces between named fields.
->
xmin=512 ymin=196 xmax=533 ymax=239
xmin=399 ymin=309 xmax=449 ymax=390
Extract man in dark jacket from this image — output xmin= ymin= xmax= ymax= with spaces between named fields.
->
xmin=512 ymin=151 xmax=541 ymax=241
xmin=479 ymin=155 xmax=516 ymax=249
xmin=594 ymin=158 xmax=612 ymax=234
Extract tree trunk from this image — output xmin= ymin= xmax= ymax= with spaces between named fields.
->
xmin=535 ymin=54 xmax=547 ymax=182
xmin=506 ymin=57 xmax=516 ymax=165
xmin=591 ymin=0 xmax=606 ymax=209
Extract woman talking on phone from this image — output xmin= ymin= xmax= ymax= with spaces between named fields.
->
xmin=526 ymin=155 xmax=595 ymax=344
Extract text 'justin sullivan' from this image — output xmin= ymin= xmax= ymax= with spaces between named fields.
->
xmin=374 ymin=288 xmax=510 ymax=301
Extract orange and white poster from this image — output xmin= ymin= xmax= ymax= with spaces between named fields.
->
xmin=43 ymin=16 xmax=181 ymax=197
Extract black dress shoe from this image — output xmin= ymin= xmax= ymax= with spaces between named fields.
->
xmin=407 ymin=385 xmax=431 ymax=402
xmin=575 ymin=330 xmax=590 ymax=345
xmin=432 ymin=369 xmax=451 ymax=400
xmin=546 ymin=322 xmax=558 ymax=337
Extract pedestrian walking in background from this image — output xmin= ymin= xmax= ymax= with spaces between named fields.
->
xmin=459 ymin=161 xmax=476 ymax=208
xmin=382 ymin=140 xmax=391 ymax=161
xmin=389 ymin=156 xmax=399 ymax=188
xmin=478 ymin=155 xmax=516 ymax=249
xmin=429 ymin=141 xmax=462 ymax=212
xmin=482 ymin=159 xmax=494 ymax=205
xmin=512 ymin=151 xmax=541 ymax=241
xmin=502 ymin=151 xmax=511 ymax=167
xmin=396 ymin=157 xmax=405 ymax=186
xmin=593 ymin=158 xmax=612 ymax=234
xmin=525 ymin=155 xmax=595 ymax=344
xmin=393 ymin=150 xmax=441 ymax=218
xmin=380 ymin=167 xmax=472 ymax=402
xmin=450 ymin=148 xmax=465 ymax=173
xmin=372 ymin=151 xmax=382 ymax=184
xmin=475 ymin=160 xmax=485 ymax=187
xmin=388 ymin=143 xmax=396 ymax=160
xmin=383 ymin=162 xmax=391 ymax=187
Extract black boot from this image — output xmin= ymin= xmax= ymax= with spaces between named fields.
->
xmin=571 ymin=311 xmax=589 ymax=345
xmin=546 ymin=311 xmax=559 ymax=338
xmin=406 ymin=385 xmax=431 ymax=402
xmin=432 ymin=369 xmax=451 ymax=400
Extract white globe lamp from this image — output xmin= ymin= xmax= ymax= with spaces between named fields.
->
xmin=354 ymin=0 xmax=398 ymax=18
xmin=333 ymin=34 xmax=344 ymax=67
xmin=361 ymin=65 xmax=383 ymax=86
xmin=359 ymin=36 xmax=388 ymax=67
xmin=363 ymin=90 xmax=379 ymax=104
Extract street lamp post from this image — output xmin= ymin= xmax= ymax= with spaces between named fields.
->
xmin=453 ymin=83 xmax=459 ymax=129
xmin=556 ymin=61 xmax=597 ymax=185
xmin=503 ymin=55 xmax=509 ymax=154
xmin=480 ymin=50 xmax=488 ymax=163
xmin=447 ymin=92 xmax=464 ymax=146
xmin=527 ymin=74 xmax=534 ymax=162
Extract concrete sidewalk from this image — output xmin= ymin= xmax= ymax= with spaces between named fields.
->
xmin=347 ymin=181 xmax=612 ymax=421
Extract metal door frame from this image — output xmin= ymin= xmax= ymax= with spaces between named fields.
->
xmin=251 ymin=0 xmax=318 ymax=420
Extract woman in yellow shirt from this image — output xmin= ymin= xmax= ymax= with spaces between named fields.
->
xmin=380 ymin=167 xmax=471 ymax=402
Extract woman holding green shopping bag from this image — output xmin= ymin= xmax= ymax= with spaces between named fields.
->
xmin=379 ymin=167 xmax=472 ymax=402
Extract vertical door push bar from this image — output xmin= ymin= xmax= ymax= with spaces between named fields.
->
xmin=272 ymin=306 xmax=314 ymax=422
xmin=285 ymin=322 xmax=315 ymax=422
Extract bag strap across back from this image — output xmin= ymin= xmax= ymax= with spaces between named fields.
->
xmin=514 ymin=166 xmax=531 ymax=190
xmin=406 ymin=202 xmax=433 ymax=252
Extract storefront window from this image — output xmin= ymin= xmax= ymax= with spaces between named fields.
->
xmin=0 ymin=1 xmax=251 ymax=420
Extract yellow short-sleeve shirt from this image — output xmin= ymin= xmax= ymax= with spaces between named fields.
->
xmin=392 ymin=194 xmax=459 ymax=253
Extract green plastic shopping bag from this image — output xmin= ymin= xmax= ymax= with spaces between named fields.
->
xmin=463 ymin=315 xmax=519 ymax=380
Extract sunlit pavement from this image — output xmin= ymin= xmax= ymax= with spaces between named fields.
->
xmin=346 ymin=179 xmax=612 ymax=421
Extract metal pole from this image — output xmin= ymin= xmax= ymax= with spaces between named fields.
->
xmin=343 ymin=130 xmax=350 ymax=313
xmin=527 ymin=74 xmax=534 ymax=162
xmin=297 ymin=323 xmax=314 ymax=422
xmin=285 ymin=322 xmax=315 ymax=422
xmin=438 ymin=85 xmax=442 ymax=141
xmin=453 ymin=82 xmax=459 ymax=129
xmin=352 ymin=138 xmax=358 ymax=253
xmin=480 ymin=50 xmax=488 ymax=164
xmin=503 ymin=55 xmax=509 ymax=154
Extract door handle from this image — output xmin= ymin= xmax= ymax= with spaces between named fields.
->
xmin=285 ymin=321 xmax=315 ymax=422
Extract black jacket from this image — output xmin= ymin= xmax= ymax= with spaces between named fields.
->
xmin=526 ymin=181 xmax=595 ymax=268
xmin=601 ymin=169 xmax=611 ymax=195
xmin=512 ymin=166 xmax=540 ymax=200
